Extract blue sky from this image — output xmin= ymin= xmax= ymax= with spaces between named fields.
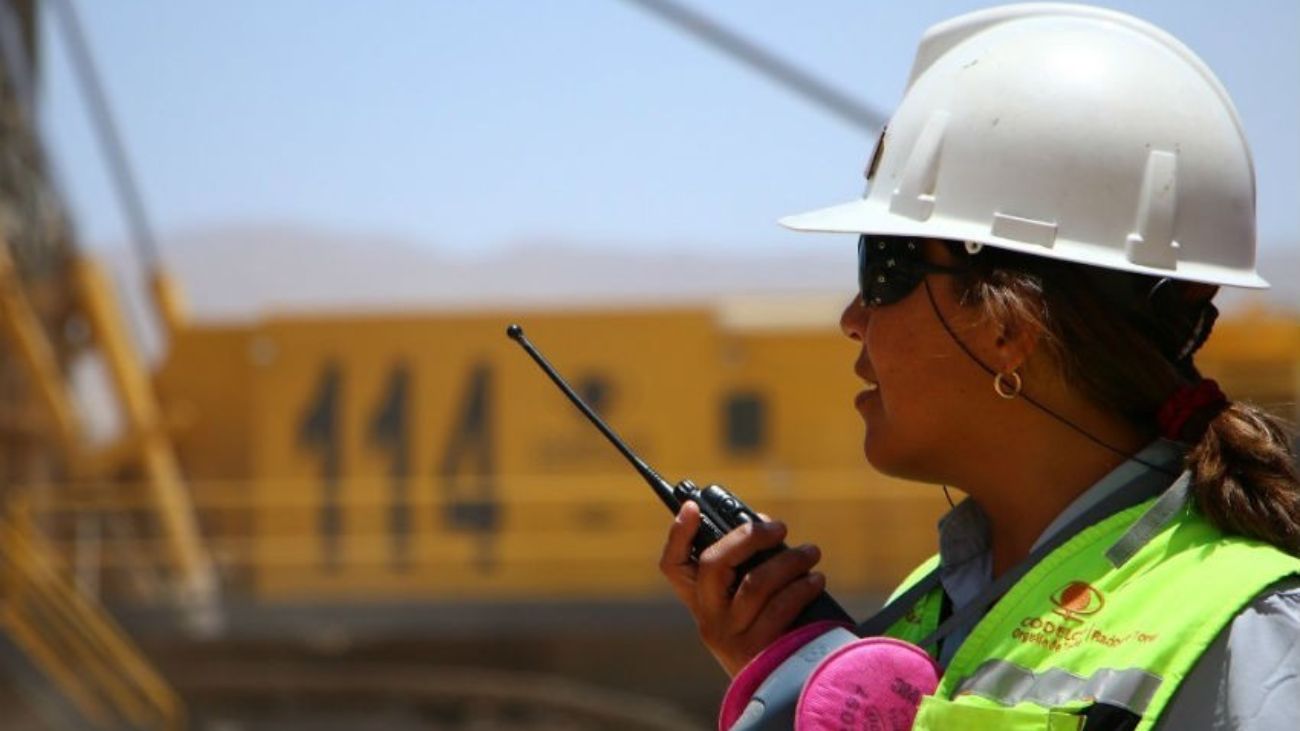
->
xmin=37 ymin=1 xmax=1300 ymax=262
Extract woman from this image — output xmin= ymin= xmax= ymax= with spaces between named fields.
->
xmin=659 ymin=5 xmax=1300 ymax=729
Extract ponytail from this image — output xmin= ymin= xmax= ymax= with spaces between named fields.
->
xmin=1188 ymin=403 xmax=1300 ymax=554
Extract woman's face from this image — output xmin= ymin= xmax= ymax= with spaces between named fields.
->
xmin=839 ymin=241 xmax=995 ymax=484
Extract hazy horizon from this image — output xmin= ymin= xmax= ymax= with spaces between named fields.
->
xmin=100 ymin=221 xmax=1298 ymax=331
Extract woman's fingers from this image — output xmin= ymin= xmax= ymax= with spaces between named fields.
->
xmin=660 ymin=501 xmax=701 ymax=573
xmin=658 ymin=504 xmax=827 ymax=676
xmin=696 ymin=519 xmax=788 ymax=623
xmin=746 ymin=570 xmax=828 ymax=643
xmin=729 ymin=543 xmax=821 ymax=630
xmin=659 ymin=501 xmax=702 ymax=604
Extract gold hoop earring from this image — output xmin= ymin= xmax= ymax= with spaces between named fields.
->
xmin=994 ymin=370 xmax=1022 ymax=400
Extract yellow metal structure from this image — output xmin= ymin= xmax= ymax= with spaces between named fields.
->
xmin=0 ymin=251 xmax=219 ymax=620
xmin=0 ymin=241 xmax=80 ymax=456
xmin=0 ymin=246 xmax=192 ymax=730
xmin=71 ymin=258 xmax=218 ymax=630
xmin=0 ymin=500 xmax=183 ymax=731
xmin=0 ymin=2 xmax=216 ymax=722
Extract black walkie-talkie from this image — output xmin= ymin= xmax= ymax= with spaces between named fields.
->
xmin=507 ymin=324 xmax=853 ymax=628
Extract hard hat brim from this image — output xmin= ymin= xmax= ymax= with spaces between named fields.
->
xmin=779 ymin=198 xmax=1270 ymax=290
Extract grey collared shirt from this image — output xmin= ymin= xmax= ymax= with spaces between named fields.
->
xmin=934 ymin=439 xmax=1300 ymax=728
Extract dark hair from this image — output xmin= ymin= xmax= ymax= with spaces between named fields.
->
xmin=950 ymin=243 xmax=1300 ymax=554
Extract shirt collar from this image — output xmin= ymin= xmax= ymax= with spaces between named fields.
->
xmin=937 ymin=495 xmax=990 ymax=568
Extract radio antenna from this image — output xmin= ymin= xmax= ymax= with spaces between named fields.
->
xmin=507 ymin=324 xmax=680 ymax=511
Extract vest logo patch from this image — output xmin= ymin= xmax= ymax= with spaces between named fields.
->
xmin=1050 ymin=581 xmax=1105 ymax=622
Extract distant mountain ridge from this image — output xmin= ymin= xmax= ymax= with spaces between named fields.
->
xmin=100 ymin=223 xmax=1298 ymax=324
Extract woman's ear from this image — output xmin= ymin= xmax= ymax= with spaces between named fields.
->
xmin=994 ymin=315 xmax=1043 ymax=373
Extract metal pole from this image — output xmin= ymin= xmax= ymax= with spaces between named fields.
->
xmin=619 ymin=0 xmax=886 ymax=133
xmin=47 ymin=0 xmax=161 ymax=267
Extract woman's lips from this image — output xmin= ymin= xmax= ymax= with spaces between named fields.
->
xmin=854 ymin=380 xmax=879 ymax=408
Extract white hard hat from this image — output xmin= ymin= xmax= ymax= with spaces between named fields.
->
xmin=781 ymin=3 xmax=1267 ymax=289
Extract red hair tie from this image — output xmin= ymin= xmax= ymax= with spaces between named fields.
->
xmin=1157 ymin=379 xmax=1228 ymax=442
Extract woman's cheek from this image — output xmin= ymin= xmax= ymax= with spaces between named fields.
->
xmin=865 ymin=374 xmax=916 ymax=467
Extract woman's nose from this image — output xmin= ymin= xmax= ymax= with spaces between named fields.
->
xmin=840 ymin=294 xmax=867 ymax=341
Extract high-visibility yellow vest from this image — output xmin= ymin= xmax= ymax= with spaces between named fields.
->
xmin=884 ymin=498 xmax=1300 ymax=731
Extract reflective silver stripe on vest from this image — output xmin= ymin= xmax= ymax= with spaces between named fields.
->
xmin=955 ymin=659 xmax=1163 ymax=714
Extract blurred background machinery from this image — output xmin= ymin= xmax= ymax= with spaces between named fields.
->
xmin=1 ymin=1 xmax=1297 ymax=729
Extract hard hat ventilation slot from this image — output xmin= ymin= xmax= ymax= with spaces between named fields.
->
xmin=1125 ymin=150 xmax=1180 ymax=270
xmin=864 ymin=127 xmax=887 ymax=183
xmin=991 ymin=212 xmax=1057 ymax=247
xmin=890 ymin=111 xmax=949 ymax=221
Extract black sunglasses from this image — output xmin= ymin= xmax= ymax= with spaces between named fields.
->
xmin=858 ymin=235 xmax=971 ymax=307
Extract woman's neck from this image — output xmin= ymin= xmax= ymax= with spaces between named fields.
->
xmin=956 ymin=412 xmax=1150 ymax=578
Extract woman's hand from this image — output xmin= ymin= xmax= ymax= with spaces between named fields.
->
xmin=659 ymin=501 xmax=826 ymax=677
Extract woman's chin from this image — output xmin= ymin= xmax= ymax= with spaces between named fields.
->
xmin=863 ymin=434 xmax=934 ymax=483
xmin=862 ymin=434 xmax=900 ymax=475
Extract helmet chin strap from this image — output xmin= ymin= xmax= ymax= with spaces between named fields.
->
xmin=919 ymin=276 xmax=1179 ymax=478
